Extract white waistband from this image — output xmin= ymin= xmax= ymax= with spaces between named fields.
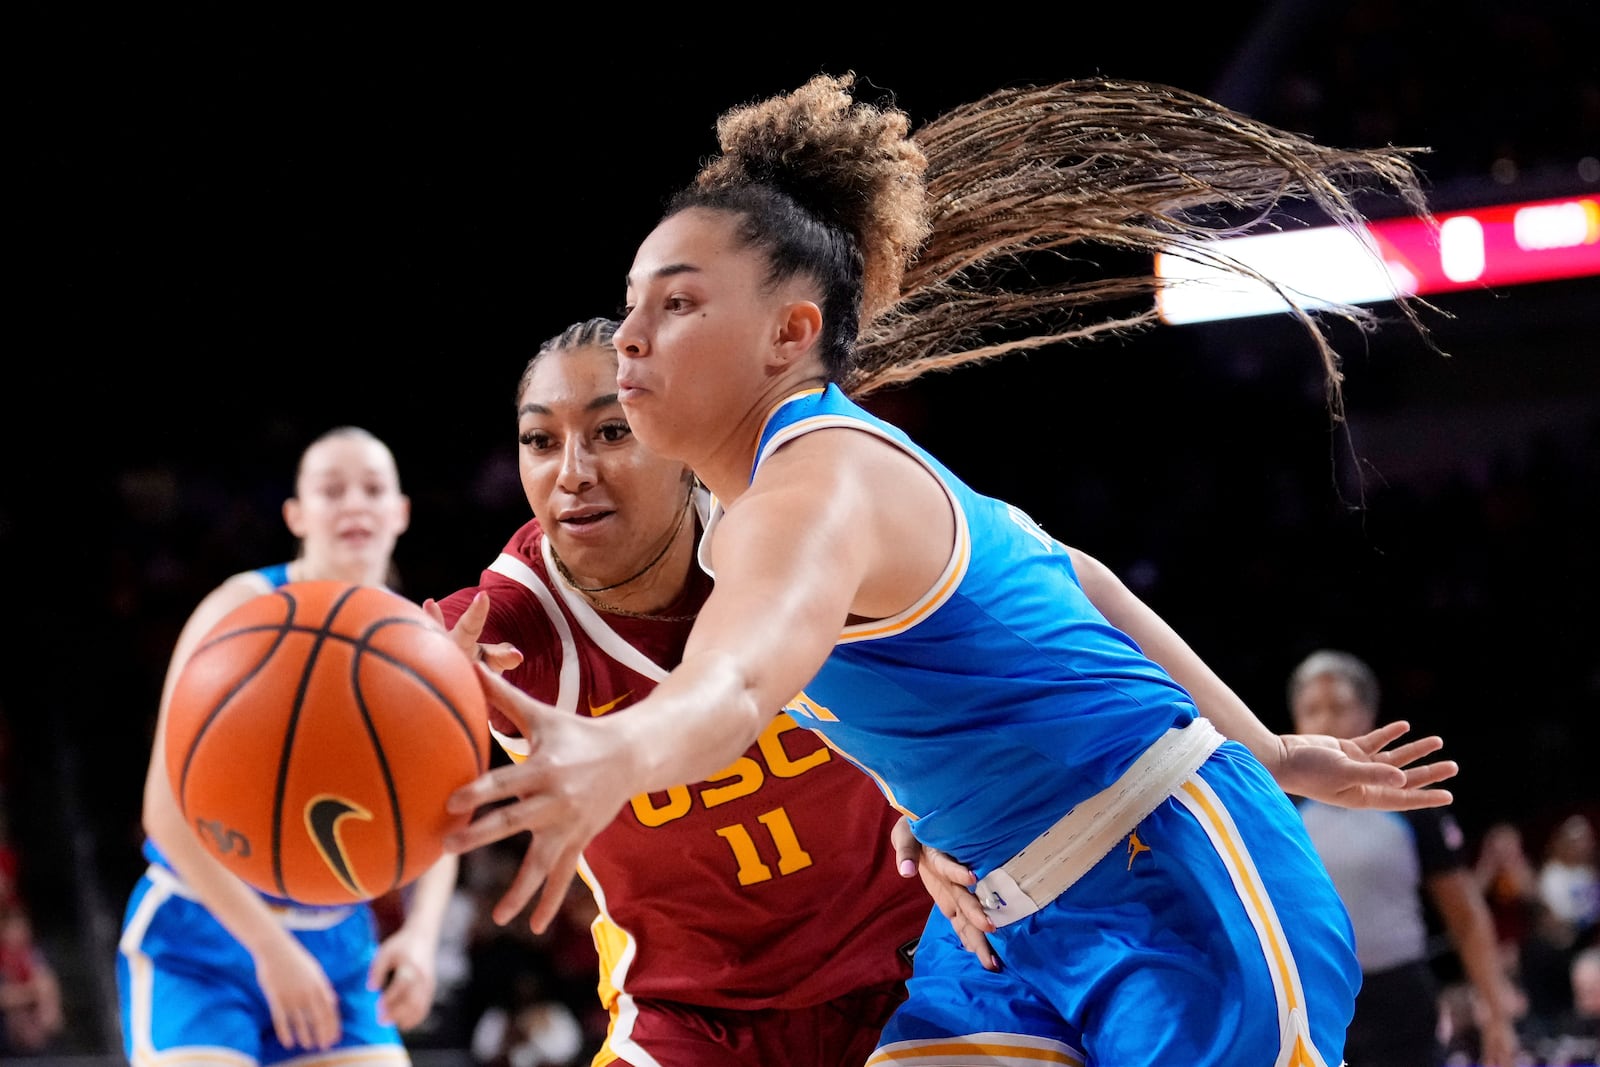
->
xmin=146 ymin=863 xmax=356 ymax=930
xmin=974 ymin=716 xmax=1225 ymax=928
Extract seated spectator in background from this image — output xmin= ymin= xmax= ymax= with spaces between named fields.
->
xmin=470 ymin=990 xmax=585 ymax=1067
xmin=1566 ymin=946 xmax=1600 ymax=1044
xmin=1476 ymin=819 xmax=1543 ymax=965
xmin=1288 ymin=649 xmax=1524 ymax=1067
xmin=1520 ymin=897 xmax=1590 ymax=1050
xmin=1523 ymin=943 xmax=1600 ymax=1067
xmin=0 ymin=901 xmax=64 ymax=1054
xmin=1540 ymin=813 xmax=1600 ymax=943
xmin=1519 ymin=813 xmax=1600 ymax=1050
xmin=458 ymin=842 xmax=591 ymax=1067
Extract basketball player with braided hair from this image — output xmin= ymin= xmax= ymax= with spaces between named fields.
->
xmin=447 ymin=75 xmax=1460 ymax=1066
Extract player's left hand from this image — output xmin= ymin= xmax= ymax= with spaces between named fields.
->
xmin=1272 ymin=721 xmax=1458 ymax=809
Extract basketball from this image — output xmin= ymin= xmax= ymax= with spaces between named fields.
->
xmin=164 ymin=580 xmax=490 ymax=905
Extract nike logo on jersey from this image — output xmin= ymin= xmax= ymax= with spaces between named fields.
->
xmin=588 ymin=692 xmax=631 ymax=717
xmin=306 ymin=795 xmax=373 ymax=898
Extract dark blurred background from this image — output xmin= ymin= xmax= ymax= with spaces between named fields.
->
xmin=5 ymin=3 xmax=1597 ymax=1058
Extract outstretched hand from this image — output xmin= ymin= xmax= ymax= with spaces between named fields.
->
xmin=1272 ymin=721 xmax=1458 ymax=809
xmin=422 ymin=592 xmax=525 ymax=673
xmin=891 ymin=817 xmax=1000 ymax=971
xmin=442 ymin=665 xmax=632 ymax=934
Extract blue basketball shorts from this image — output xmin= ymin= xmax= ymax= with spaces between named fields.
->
xmin=118 ymin=864 xmax=406 ymax=1066
xmin=871 ymin=743 xmax=1359 ymax=1066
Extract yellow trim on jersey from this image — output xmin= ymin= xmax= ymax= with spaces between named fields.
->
xmin=746 ymin=385 xmax=829 ymax=490
xmin=755 ymin=409 xmax=972 ymax=645
xmin=844 ymin=526 xmax=968 ymax=640
xmin=813 ymin=728 xmax=921 ymax=821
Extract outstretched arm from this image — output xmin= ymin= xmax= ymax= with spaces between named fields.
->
xmin=1067 ymin=546 xmax=1458 ymax=809
xmin=444 ymin=484 xmax=852 ymax=931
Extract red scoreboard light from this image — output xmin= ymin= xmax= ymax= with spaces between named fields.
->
xmin=1155 ymin=194 xmax=1600 ymax=325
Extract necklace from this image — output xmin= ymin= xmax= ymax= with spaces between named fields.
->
xmin=547 ymin=495 xmax=699 ymax=622
xmin=565 ymin=589 xmax=700 ymax=623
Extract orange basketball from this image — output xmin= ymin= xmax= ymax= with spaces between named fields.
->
xmin=165 ymin=580 xmax=490 ymax=905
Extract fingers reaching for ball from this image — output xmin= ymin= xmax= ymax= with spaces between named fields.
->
xmin=427 ymin=591 xmax=525 ymax=672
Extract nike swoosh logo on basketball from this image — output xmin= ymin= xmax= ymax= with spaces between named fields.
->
xmin=588 ymin=692 xmax=631 ymax=717
xmin=306 ymin=795 xmax=373 ymax=898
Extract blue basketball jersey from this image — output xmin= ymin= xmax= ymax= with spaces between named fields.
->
xmin=702 ymin=386 xmax=1359 ymax=1066
xmin=707 ymin=385 xmax=1196 ymax=876
xmin=119 ymin=562 xmax=404 ymax=1066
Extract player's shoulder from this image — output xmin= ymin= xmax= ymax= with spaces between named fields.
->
xmin=191 ymin=569 xmax=277 ymax=626
xmin=476 ymin=520 xmax=556 ymax=596
xmin=168 ymin=567 xmax=280 ymax=662
xmin=495 ymin=516 xmax=549 ymax=568
xmin=432 ymin=520 xmax=554 ymax=628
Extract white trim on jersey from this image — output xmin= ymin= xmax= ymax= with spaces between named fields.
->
xmin=488 ymin=552 xmax=580 ymax=723
xmin=498 ymin=536 xmax=686 ymax=1067
xmin=701 ymin=410 xmax=972 ymax=645
xmin=575 ymin=853 xmax=663 ymax=1067
xmin=540 ymin=538 xmax=672 ymax=682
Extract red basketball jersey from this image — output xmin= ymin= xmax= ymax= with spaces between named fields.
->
xmin=437 ymin=518 xmax=929 ymax=1012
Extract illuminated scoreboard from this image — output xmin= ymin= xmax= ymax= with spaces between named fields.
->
xmin=1154 ymin=194 xmax=1600 ymax=325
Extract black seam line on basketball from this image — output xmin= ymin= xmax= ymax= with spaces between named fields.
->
xmin=353 ymin=619 xmax=408 ymax=893
xmin=359 ymin=618 xmax=487 ymax=772
xmin=178 ymin=590 xmax=297 ymax=806
xmin=271 ymin=583 xmax=362 ymax=899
